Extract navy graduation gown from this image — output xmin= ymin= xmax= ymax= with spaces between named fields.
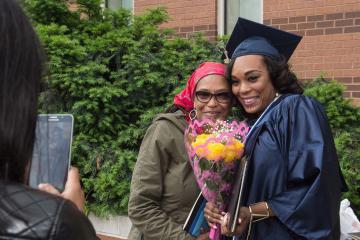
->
xmin=241 ymin=94 xmax=345 ymax=240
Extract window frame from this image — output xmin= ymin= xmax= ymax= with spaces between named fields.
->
xmin=217 ymin=0 xmax=263 ymax=35
xmin=104 ymin=0 xmax=134 ymax=12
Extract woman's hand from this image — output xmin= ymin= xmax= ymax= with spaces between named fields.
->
xmin=38 ymin=167 xmax=85 ymax=212
xmin=204 ymin=202 xmax=235 ymax=236
xmin=233 ymin=207 xmax=251 ymax=236
xmin=203 ymin=202 xmax=224 ymax=229
xmin=204 ymin=204 xmax=252 ymax=237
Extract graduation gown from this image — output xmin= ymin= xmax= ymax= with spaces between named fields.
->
xmin=241 ymin=94 xmax=346 ymax=240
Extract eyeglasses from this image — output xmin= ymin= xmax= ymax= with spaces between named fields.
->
xmin=195 ymin=91 xmax=232 ymax=104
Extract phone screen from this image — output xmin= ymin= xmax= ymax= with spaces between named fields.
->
xmin=29 ymin=114 xmax=73 ymax=192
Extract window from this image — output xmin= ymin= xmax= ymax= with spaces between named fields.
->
xmin=105 ymin=0 xmax=133 ymax=11
xmin=218 ymin=0 xmax=263 ymax=35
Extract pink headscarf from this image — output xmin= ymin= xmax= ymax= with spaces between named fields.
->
xmin=173 ymin=62 xmax=226 ymax=112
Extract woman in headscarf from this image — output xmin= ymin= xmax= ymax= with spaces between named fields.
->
xmin=128 ymin=62 xmax=233 ymax=239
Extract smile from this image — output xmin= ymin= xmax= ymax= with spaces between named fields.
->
xmin=241 ymin=97 xmax=259 ymax=107
xmin=204 ymin=111 xmax=220 ymax=115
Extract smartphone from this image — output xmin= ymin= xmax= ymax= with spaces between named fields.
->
xmin=29 ymin=114 xmax=74 ymax=192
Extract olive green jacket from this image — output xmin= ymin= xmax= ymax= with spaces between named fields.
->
xmin=128 ymin=112 xmax=199 ymax=240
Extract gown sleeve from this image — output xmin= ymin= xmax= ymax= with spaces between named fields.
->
xmin=267 ymin=96 xmax=343 ymax=239
xmin=128 ymin=119 xmax=195 ymax=240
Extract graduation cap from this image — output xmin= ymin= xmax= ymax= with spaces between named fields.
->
xmin=224 ymin=17 xmax=302 ymax=62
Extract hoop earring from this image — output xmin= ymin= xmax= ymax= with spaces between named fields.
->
xmin=189 ymin=109 xmax=197 ymax=121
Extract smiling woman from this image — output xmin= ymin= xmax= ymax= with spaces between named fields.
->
xmin=194 ymin=74 xmax=231 ymax=121
xmin=230 ymin=55 xmax=276 ymax=116
xmin=204 ymin=18 xmax=346 ymax=240
xmin=128 ymin=62 xmax=231 ymax=240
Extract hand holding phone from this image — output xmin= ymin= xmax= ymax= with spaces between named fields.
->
xmin=39 ymin=167 xmax=85 ymax=212
xmin=29 ymin=114 xmax=74 ymax=192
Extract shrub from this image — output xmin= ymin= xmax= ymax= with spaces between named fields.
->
xmin=23 ymin=0 xmax=223 ymax=216
xmin=23 ymin=0 xmax=360 ymax=217
xmin=334 ymin=129 xmax=360 ymax=216
xmin=304 ymin=77 xmax=360 ymax=216
xmin=304 ymin=76 xmax=360 ymax=131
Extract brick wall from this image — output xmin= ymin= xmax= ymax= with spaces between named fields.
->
xmin=134 ymin=0 xmax=217 ymax=41
xmin=264 ymin=0 xmax=360 ymax=104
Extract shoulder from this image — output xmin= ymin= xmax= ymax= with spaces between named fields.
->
xmin=138 ymin=112 xmax=187 ymax=154
xmin=55 ymin=200 xmax=98 ymax=240
xmin=147 ymin=112 xmax=187 ymax=135
xmin=263 ymin=94 xmax=327 ymax=130
xmin=0 ymin=182 xmax=66 ymax=239
xmin=278 ymin=94 xmax=318 ymax=107
xmin=282 ymin=94 xmax=322 ymax=108
xmin=268 ymin=94 xmax=331 ymax=137
xmin=0 ymin=182 xmax=97 ymax=240
xmin=153 ymin=112 xmax=186 ymax=125
xmin=275 ymin=94 xmax=324 ymax=116
xmin=0 ymin=181 xmax=66 ymax=215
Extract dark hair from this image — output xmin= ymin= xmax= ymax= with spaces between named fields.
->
xmin=262 ymin=56 xmax=303 ymax=94
xmin=0 ymin=0 xmax=44 ymax=182
xmin=226 ymin=55 xmax=303 ymax=118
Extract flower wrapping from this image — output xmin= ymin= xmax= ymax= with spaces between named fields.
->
xmin=185 ymin=119 xmax=248 ymax=239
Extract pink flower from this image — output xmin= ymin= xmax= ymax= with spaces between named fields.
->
xmin=185 ymin=119 xmax=249 ymax=210
xmin=195 ymin=125 xmax=204 ymax=134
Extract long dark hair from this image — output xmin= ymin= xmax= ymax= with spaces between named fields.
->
xmin=263 ymin=56 xmax=303 ymax=94
xmin=226 ymin=55 xmax=303 ymax=117
xmin=0 ymin=0 xmax=44 ymax=182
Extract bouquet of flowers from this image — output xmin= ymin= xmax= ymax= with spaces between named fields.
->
xmin=185 ymin=119 xmax=248 ymax=240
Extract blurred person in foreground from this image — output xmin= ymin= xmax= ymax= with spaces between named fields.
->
xmin=0 ymin=0 xmax=98 ymax=239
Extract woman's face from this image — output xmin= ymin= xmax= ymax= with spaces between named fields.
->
xmin=231 ymin=55 xmax=276 ymax=116
xmin=193 ymin=74 xmax=231 ymax=121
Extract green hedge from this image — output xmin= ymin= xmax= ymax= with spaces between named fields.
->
xmin=23 ymin=0 xmax=359 ymax=217
xmin=23 ymin=0 xmax=223 ymax=216
xmin=304 ymin=77 xmax=360 ymax=216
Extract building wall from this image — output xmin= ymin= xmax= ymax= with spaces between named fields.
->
xmin=134 ymin=0 xmax=360 ymax=104
xmin=134 ymin=0 xmax=218 ymax=41
xmin=264 ymin=0 xmax=360 ymax=104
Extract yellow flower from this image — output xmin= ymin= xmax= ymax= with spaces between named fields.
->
xmin=191 ymin=134 xmax=212 ymax=148
xmin=191 ymin=134 xmax=245 ymax=162
xmin=223 ymin=138 xmax=244 ymax=163
xmin=234 ymin=139 xmax=244 ymax=150
xmin=223 ymin=150 xmax=236 ymax=163
xmin=205 ymin=142 xmax=225 ymax=160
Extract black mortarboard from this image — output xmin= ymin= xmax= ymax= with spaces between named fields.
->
xmin=225 ymin=17 xmax=302 ymax=62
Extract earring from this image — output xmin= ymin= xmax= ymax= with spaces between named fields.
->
xmin=189 ymin=109 xmax=197 ymax=121
xmin=275 ymin=92 xmax=279 ymax=97
xmin=223 ymin=50 xmax=230 ymax=64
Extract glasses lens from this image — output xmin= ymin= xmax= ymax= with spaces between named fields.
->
xmin=215 ymin=92 xmax=231 ymax=103
xmin=196 ymin=91 xmax=211 ymax=103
